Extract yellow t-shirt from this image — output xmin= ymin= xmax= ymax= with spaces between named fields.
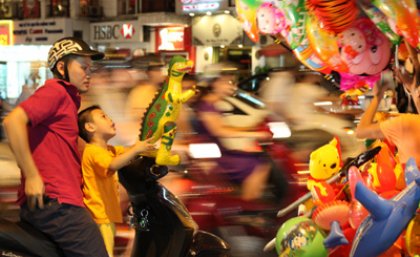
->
xmin=380 ymin=114 xmax=420 ymax=166
xmin=82 ymin=143 xmax=125 ymax=224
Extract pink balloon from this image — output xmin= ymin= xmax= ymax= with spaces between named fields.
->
xmin=337 ymin=18 xmax=391 ymax=75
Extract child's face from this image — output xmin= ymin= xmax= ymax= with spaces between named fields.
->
xmin=90 ymin=109 xmax=116 ymax=139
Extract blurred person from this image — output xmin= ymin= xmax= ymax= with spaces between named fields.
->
xmin=2 ymin=37 xmax=109 ymax=257
xmin=261 ymin=71 xmax=362 ymax=161
xmin=15 ymin=70 xmax=41 ymax=105
xmin=192 ymin=63 xmax=272 ymax=201
xmin=124 ymin=54 xmax=167 ymax=145
xmin=84 ymin=68 xmax=135 ymax=146
xmin=259 ymin=70 xmax=295 ymax=122
xmin=78 ymin=105 xmax=155 ymax=257
xmin=356 ymin=41 xmax=420 ymax=166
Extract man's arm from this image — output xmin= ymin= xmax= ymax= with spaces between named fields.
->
xmin=355 ymin=85 xmax=386 ymax=140
xmin=3 ymin=107 xmax=44 ymax=210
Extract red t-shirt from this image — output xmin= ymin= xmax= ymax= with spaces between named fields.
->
xmin=18 ymin=78 xmax=84 ymax=207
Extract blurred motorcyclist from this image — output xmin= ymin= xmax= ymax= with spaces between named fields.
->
xmin=191 ymin=62 xmax=272 ymax=201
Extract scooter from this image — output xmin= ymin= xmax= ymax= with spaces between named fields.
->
xmin=0 ymin=156 xmax=230 ymax=257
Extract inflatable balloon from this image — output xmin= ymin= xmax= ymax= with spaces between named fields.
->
xmin=350 ymin=158 xmax=420 ymax=257
xmin=256 ymin=2 xmax=289 ymax=36
xmin=337 ymin=18 xmax=392 ymax=75
xmin=278 ymin=0 xmax=307 ymax=49
xmin=293 ymin=44 xmax=332 ymax=74
xmin=348 ymin=166 xmax=371 ymax=229
xmin=306 ymin=0 xmax=359 ymax=33
xmin=405 ymin=213 xmax=420 ymax=256
xmin=306 ymin=13 xmax=348 ymax=73
xmin=373 ymin=0 xmax=420 ymax=49
xmin=235 ymin=0 xmax=261 ymax=42
xmin=307 ymin=138 xmax=342 ymax=205
xmin=275 ymin=217 xmax=328 ymax=257
xmin=312 ymin=200 xmax=350 ymax=230
xmin=360 ymin=4 xmax=401 ymax=46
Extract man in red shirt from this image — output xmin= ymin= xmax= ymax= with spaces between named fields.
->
xmin=3 ymin=37 xmax=109 ymax=257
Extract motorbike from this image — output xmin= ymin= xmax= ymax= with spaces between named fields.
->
xmin=0 ymin=156 xmax=230 ymax=257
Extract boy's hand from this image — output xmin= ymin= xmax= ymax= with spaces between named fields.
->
xmin=134 ymin=138 xmax=157 ymax=153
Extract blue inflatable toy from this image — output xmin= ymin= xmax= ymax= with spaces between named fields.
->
xmin=350 ymin=158 xmax=420 ymax=257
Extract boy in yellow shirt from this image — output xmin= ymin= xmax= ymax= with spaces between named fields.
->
xmin=78 ymin=105 xmax=155 ymax=257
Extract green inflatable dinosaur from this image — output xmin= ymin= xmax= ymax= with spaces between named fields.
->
xmin=139 ymin=55 xmax=195 ymax=166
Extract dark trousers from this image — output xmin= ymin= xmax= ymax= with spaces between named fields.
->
xmin=20 ymin=198 xmax=109 ymax=257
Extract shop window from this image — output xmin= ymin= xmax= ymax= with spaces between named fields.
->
xmin=80 ymin=0 xmax=103 ymax=18
xmin=23 ymin=0 xmax=40 ymax=18
xmin=0 ymin=0 xmax=19 ymax=19
xmin=46 ymin=0 xmax=69 ymax=17
xmin=117 ymin=0 xmax=136 ymax=15
xmin=140 ymin=0 xmax=174 ymax=13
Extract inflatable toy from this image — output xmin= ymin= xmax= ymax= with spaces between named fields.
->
xmin=139 ymin=56 xmax=196 ymax=165
xmin=306 ymin=0 xmax=359 ymax=33
xmin=350 ymin=158 xmax=420 ymax=257
xmin=256 ymin=2 xmax=289 ymax=36
xmin=275 ymin=216 xmax=328 ymax=257
xmin=235 ymin=0 xmax=261 ymax=42
xmin=306 ymin=13 xmax=348 ymax=73
xmin=373 ymin=0 xmax=420 ymax=49
xmin=337 ymin=18 xmax=392 ymax=75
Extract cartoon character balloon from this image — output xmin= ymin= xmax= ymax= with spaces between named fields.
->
xmin=256 ymin=2 xmax=289 ymax=36
xmin=278 ymin=0 xmax=307 ymax=49
xmin=275 ymin=217 xmax=328 ymax=257
xmin=235 ymin=0 xmax=261 ymax=42
xmin=306 ymin=13 xmax=349 ymax=73
xmin=360 ymin=4 xmax=401 ymax=46
xmin=307 ymin=137 xmax=342 ymax=205
xmin=373 ymin=0 xmax=420 ymax=49
xmin=306 ymin=0 xmax=359 ymax=33
xmin=337 ymin=18 xmax=392 ymax=75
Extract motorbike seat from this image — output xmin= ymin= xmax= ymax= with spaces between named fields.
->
xmin=0 ymin=218 xmax=64 ymax=257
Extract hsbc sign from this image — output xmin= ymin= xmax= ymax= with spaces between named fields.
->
xmin=90 ymin=21 xmax=141 ymax=43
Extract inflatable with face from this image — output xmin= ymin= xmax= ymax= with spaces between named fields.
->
xmin=337 ymin=18 xmax=391 ymax=75
xmin=256 ymin=2 xmax=289 ymax=36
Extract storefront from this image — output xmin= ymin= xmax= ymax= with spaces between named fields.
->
xmin=191 ymin=13 xmax=254 ymax=74
xmin=0 ymin=18 xmax=90 ymax=99
xmin=155 ymin=26 xmax=195 ymax=67
xmin=90 ymin=19 xmax=148 ymax=62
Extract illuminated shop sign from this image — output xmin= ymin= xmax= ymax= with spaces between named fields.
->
xmin=0 ymin=20 xmax=13 ymax=46
xmin=180 ymin=0 xmax=224 ymax=12
xmin=90 ymin=21 xmax=141 ymax=43
xmin=13 ymin=19 xmax=68 ymax=44
xmin=158 ymin=27 xmax=185 ymax=51
xmin=192 ymin=14 xmax=242 ymax=46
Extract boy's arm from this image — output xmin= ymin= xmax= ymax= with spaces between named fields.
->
xmin=108 ymin=146 xmax=140 ymax=174
xmin=3 ymin=107 xmax=44 ymax=209
xmin=108 ymin=140 xmax=155 ymax=175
